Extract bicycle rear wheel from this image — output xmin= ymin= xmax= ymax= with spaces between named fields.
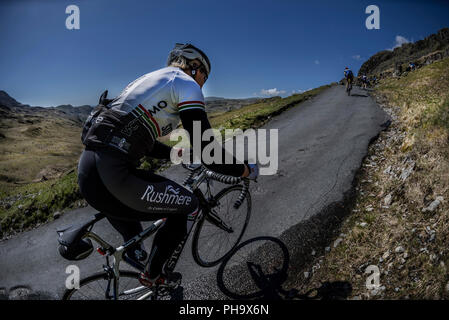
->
xmin=192 ymin=185 xmax=251 ymax=267
xmin=62 ymin=270 xmax=152 ymax=300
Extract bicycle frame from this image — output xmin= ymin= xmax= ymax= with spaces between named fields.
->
xmin=81 ymin=169 xmax=216 ymax=299
xmin=66 ymin=163 xmax=249 ymax=300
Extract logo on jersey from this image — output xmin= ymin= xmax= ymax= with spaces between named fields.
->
xmin=121 ymin=118 xmax=140 ymax=137
xmin=141 ymin=184 xmax=192 ymax=206
xmin=147 ymin=100 xmax=168 ymax=116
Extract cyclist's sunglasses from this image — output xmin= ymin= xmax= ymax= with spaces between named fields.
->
xmin=198 ymin=66 xmax=208 ymax=82
xmin=191 ymin=63 xmax=208 ymax=82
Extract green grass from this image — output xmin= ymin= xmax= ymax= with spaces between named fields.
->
xmin=294 ymin=57 xmax=449 ymax=299
xmin=210 ymin=84 xmax=333 ymax=131
xmin=0 ymin=83 xmax=334 ymax=237
xmin=0 ymin=169 xmax=81 ymax=236
xmin=376 ymin=57 xmax=449 ymax=134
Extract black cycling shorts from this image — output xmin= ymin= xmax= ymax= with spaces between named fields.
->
xmin=77 ymin=148 xmax=199 ymax=222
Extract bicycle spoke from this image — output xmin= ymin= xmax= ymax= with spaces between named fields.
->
xmin=64 ymin=271 xmax=142 ymax=300
xmin=193 ymin=185 xmax=251 ymax=266
xmin=85 ymin=282 xmax=107 ymax=299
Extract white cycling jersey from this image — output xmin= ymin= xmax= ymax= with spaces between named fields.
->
xmin=109 ymin=66 xmax=205 ymax=140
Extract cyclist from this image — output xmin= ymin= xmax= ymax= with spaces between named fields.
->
xmin=77 ymin=43 xmax=259 ymax=288
xmin=361 ymin=74 xmax=368 ymax=89
xmin=343 ymin=67 xmax=354 ymax=92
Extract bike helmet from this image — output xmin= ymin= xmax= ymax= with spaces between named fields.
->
xmin=58 ymin=238 xmax=94 ymax=261
xmin=167 ymin=43 xmax=211 ymax=76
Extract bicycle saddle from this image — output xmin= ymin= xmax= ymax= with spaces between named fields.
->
xmin=57 ymin=212 xmax=105 ymax=246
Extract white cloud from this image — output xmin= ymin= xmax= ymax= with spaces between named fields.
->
xmin=260 ymin=88 xmax=286 ymax=96
xmin=387 ymin=35 xmax=410 ymax=51
xmin=352 ymin=55 xmax=362 ymax=61
xmin=292 ymin=88 xmax=314 ymax=94
xmin=314 ymin=60 xmax=320 ymax=65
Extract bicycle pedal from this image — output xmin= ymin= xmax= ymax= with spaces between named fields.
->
xmin=155 ymin=287 xmax=171 ymax=297
xmin=158 ymin=278 xmax=181 ymax=290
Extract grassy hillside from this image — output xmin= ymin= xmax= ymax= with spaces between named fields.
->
xmin=359 ymin=27 xmax=449 ymax=77
xmin=0 ymin=115 xmax=84 ymax=189
xmin=0 ymin=84 xmax=333 ymax=238
xmin=0 ymin=95 xmax=260 ymax=191
xmin=294 ymin=57 xmax=449 ymax=299
xmin=208 ymin=86 xmax=331 ymax=131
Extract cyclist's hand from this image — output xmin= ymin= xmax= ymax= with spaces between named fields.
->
xmin=242 ymin=163 xmax=259 ymax=180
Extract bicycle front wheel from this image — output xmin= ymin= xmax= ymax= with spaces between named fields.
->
xmin=62 ymin=270 xmax=152 ymax=300
xmin=192 ymin=185 xmax=251 ymax=267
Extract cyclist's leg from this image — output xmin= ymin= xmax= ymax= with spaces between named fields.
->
xmin=128 ymin=167 xmax=195 ymax=279
xmin=146 ymin=213 xmax=188 ymax=278
xmin=80 ymin=149 xmax=199 ymax=279
xmin=79 ymin=149 xmax=150 ymax=257
xmin=93 ymin=149 xmax=198 ymax=216
xmin=106 ymin=216 xmax=143 ymax=242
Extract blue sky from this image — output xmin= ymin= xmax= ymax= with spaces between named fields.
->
xmin=0 ymin=0 xmax=448 ymax=107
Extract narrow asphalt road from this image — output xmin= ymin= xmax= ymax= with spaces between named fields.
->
xmin=0 ymin=85 xmax=389 ymax=299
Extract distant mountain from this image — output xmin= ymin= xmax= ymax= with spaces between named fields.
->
xmin=0 ymin=90 xmax=264 ymax=185
xmin=0 ymin=90 xmax=22 ymax=108
xmin=0 ymin=91 xmax=94 ymax=124
xmin=205 ymin=96 xmax=226 ymax=101
xmin=205 ymin=96 xmax=262 ymax=113
xmin=50 ymin=104 xmax=93 ymax=123
xmin=359 ymin=27 xmax=449 ymax=77
xmin=0 ymin=91 xmax=92 ymax=185
xmin=0 ymin=90 xmax=262 ymax=120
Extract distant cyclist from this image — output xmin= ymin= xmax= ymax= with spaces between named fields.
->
xmin=77 ymin=43 xmax=259 ymax=289
xmin=361 ymin=74 xmax=368 ymax=89
xmin=344 ymin=67 xmax=354 ymax=93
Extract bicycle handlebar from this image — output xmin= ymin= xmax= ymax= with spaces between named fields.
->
xmin=181 ymin=163 xmax=250 ymax=209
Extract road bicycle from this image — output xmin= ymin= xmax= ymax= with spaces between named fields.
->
xmin=346 ymin=79 xmax=353 ymax=96
xmin=58 ymin=163 xmax=252 ymax=300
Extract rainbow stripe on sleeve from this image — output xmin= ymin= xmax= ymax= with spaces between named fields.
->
xmin=178 ymin=100 xmax=205 ymax=112
xmin=131 ymin=104 xmax=161 ymax=138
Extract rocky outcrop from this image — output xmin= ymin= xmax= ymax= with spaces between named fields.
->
xmin=359 ymin=28 xmax=449 ymax=78
xmin=0 ymin=90 xmax=21 ymax=108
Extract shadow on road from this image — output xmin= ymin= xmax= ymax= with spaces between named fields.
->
xmin=350 ymin=93 xmax=369 ymax=97
xmin=0 ymin=286 xmax=55 ymax=300
xmin=215 ymin=236 xmax=352 ymax=300
xmin=216 ymin=236 xmax=297 ymax=300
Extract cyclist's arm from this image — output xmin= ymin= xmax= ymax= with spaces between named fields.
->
xmin=173 ymin=77 xmax=246 ymax=177
xmin=146 ymin=140 xmax=172 ymax=159
xmin=179 ymin=108 xmax=246 ymax=177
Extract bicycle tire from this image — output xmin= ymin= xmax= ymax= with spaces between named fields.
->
xmin=192 ymin=185 xmax=251 ymax=267
xmin=62 ymin=270 xmax=151 ymax=300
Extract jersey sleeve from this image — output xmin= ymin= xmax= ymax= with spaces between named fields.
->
xmin=171 ymin=73 xmax=245 ymax=177
xmin=172 ymin=75 xmax=206 ymax=113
